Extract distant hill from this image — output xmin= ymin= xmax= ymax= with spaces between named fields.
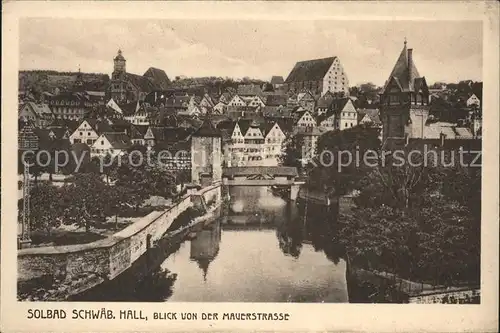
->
xmin=19 ymin=70 xmax=110 ymax=93
xmin=170 ymin=76 xmax=265 ymax=95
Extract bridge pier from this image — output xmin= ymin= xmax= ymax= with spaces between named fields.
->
xmin=289 ymin=184 xmax=300 ymax=201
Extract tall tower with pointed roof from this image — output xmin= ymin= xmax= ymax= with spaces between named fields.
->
xmin=113 ymin=49 xmax=126 ymax=80
xmin=380 ymin=40 xmax=430 ymax=142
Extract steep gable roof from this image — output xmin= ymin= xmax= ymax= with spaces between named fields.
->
xmin=357 ymin=108 xmax=381 ymax=125
xmin=130 ymin=124 xmax=149 ymax=139
xmin=270 ymin=76 xmax=284 ymax=84
xmin=316 ymin=92 xmax=335 ymax=108
xmin=125 ymin=73 xmax=160 ymax=92
xmin=26 ymin=102 xmax=53 ymax=117
xmin=118 ymin=101 xmax=139 ymax=117
xmin=237 ymin=84 xmax=262 ymax=96
xmin=102 ymin=132 xmax=132 ymax=149
xmin=235 ymin=119 xmax=252 ymax=136
xmin=285 ymin=57 xmax=336 ymax=83
xmin=265 ymin=94 xmax=288 ymax=107
xmin=317 ymin=98 xmax=353 ymax=123
xmin=83 ymin=118 xmax=114 ymax=135
xmin=382 ymin=41 xmax=421 ymax=93
xmin=143 ymin=67 xmax=171 ymax=90
xmin=193 ymin=119 xmax=221 ymax=137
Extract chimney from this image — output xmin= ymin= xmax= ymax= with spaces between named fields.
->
xmin=408 ymin=48 xmax=414 ymax=85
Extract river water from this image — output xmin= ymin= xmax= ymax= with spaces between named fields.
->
xmin=75 ymin=186 xmax=349 ymax=302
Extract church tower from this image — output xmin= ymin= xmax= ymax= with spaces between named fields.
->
xmin=73 ymin=66 xmax=84 ymax=91
xmin=380 ymin=40 xmax=430 ymax=143
xmin=112 ymin=49 xmax=126 ymax=80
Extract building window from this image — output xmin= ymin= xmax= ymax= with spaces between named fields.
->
xmin=389 ymin=95 xmax=400 ymax=105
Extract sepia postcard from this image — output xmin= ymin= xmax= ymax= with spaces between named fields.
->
xmin=1 ymin=1 xmax=499 ymax=332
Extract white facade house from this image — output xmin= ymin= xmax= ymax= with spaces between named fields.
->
xmin=243 ymin=123 xmax=265 ymax=166
xmin=227 ymin=94 xmax=247 ymax=107
xmin=90 ymin=132 xmax=131 ymax=157
xmin=317 ymin=98 xmax=358 ymax=131
xmin=213 ymin=102 xmax=228 ymax=115
xmin=319 ymin=113 xmax=336 ymax=131
xmin=296 ymin=111 xmax=317 ymax=128
xmin=126 ymin=107 xmax=150 ymax=125
xmin=69 ymin=120 xmax=101 ymax=145
xmin=246 ymin=96 xmax=266 ymax=108
xmin=337 ymin=99 xmax=358 ymax=130
xmin=466 ymin=93 xmax=481 ymax=107
xmin=263 ymin=122 xmax=286 ymax=166
xmin=224 ymin=120 xmax=286 ymax=167
xmin=322 ymin=57 xmax=349 ymax=96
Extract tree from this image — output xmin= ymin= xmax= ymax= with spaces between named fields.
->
xmin=105 ymin=184 xmax=132 ymax=230
xmin=276 ymin=216 xmax=303 ymax=259
xmin=279 ymin=134 xmax=305 ymax=170
xmin=61 ymin=173 xmax=109 ymax=232
xmin=338 ymin=145 xmax=481 ymax=286
xmin=314 ymin=124 xmax=382 ymax=195
xmin=29 ymin=183 xmax=64 ymax=236
xmin=113 ymin=153 xmax=151 ymax=209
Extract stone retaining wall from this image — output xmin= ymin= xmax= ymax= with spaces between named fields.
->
xmin=18 ymin=182 xmax=222 ymax=287
xmin=409 ymin=288 xmax=480 ymax=304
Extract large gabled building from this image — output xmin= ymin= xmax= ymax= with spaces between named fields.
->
xmin=109 ymin=49 xmax=171 ymax=103
xmin=285 ymin=56 xmax=349 ymax=96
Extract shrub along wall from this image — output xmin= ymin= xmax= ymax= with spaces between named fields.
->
xmin=18 ymin=183 xmax=222 ymax=289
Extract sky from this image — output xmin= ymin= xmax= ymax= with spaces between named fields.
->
xmin=19 ymin=18 xmax=482 ymax=86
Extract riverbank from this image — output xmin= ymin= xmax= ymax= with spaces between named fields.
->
xmin=17 ymin=183 xmax=222 ymax=301
xmin=69 ymin=205 xmax=222 ymax=301
xmin=347 ymin=264 xmax=480 ymax=303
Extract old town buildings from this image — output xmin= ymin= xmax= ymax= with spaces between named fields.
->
xmin=285 ymin=56 xmax=349 ymax=96
xmin=109 ymin=49 xmax=171 ymax=103
xmin=18 ymin=42 xmax=481 ymax=179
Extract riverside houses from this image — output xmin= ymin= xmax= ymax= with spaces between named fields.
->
xmin=224 ymin=119 xmax=286 ymax=167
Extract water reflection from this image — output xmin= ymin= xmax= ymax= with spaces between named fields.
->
xmin=276 ymin=201 xmax=343 ymax=265
xmin=159 ymin=186 xmax=348 ymax=302
xmin=190 ymin=220 xmax=222 ymax=281
xmin=75 ymin=186 xmax=348 ymax=302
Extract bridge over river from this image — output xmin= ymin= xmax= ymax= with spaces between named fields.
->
xmin=222 ymin=166 xmax=305 ymax=199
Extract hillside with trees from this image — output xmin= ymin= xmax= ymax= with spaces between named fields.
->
xmin=19 ymin=70 xmax=110 ymax=94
